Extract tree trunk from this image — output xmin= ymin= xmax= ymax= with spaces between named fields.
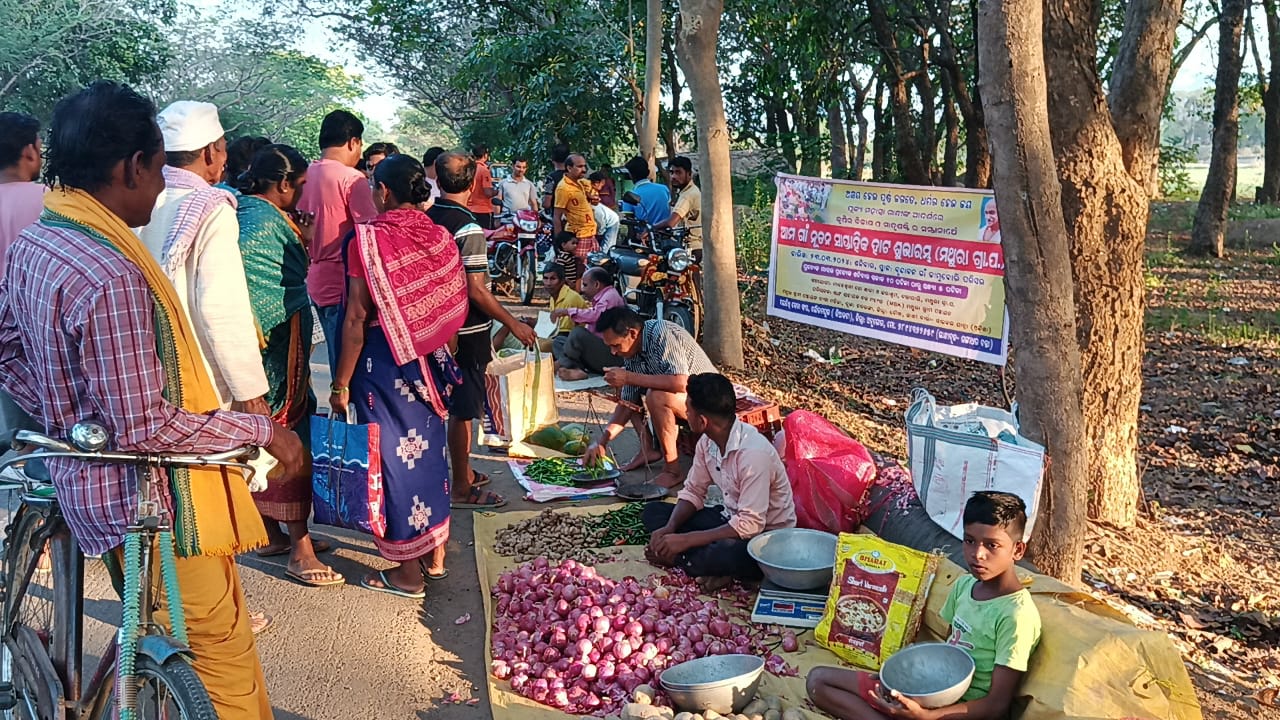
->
xmin=663 ymin=27 xmax=683 ymax=162
xmin=797 ymin=97 xmax=823 ymax=176
xmin=872 ymin=77 xmax=890 ymax=181
xmin=829 ymin=100 xmax=849 ymax=178
xmin=639 ymin=0 xmax=664 ymax=178
xmin=1189 ymin=0 xmax=1246 ymax=257
xmin=677 ymin=0 xmax=744 ymax=368
xmin=911 ymin=34 xmax=939 ymax=182
xmin=1043 ymin=0 xmax=1182 ymax=528
xmin=941 ymin=73 xmax=960 ymax=185
xmin=977 ymin=0 xmax=1090 ymax=585
xmin=772 ymin=102 xmax=798 ymax=171
xmin=867 ymin=0 xmax=931 ymax=184
xmin=1259 ymin=0 xmax=1280 ymax=203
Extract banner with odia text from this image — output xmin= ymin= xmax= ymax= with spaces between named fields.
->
xmin=766 ymin=173 xmax=1008 ymax=365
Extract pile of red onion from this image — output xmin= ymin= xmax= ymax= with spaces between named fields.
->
xmin=490 ymin=557 xmax=798 ymax=716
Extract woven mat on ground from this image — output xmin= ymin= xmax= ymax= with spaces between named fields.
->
xmin=473 ymin=509 xmax=1201 ymax=720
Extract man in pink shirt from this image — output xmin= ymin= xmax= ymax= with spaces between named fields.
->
xmin=466 ymin=144 xmax=497 ymax=229
xmin=0 ymin=113 xmax=45 ymax=279
xmin=297 ymin=110 xmax=378 ymax=373
xmin=643 ymin=372 xmax=797 ymax=591
xmin=550 ymin=266 xmax=623 ymax=379
xmin=0 ymin=112 xmax=46 ymax=443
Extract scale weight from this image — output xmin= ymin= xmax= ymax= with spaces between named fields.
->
xmin=750 ymin=582 xmax=828 ymax=628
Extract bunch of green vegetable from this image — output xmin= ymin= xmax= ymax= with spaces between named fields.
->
xmin=523 ymin=458 xmax=582 ymax=486
xmin=585 ymin=502 xmax=649 ymax=545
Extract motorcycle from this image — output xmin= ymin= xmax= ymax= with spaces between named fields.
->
xmin=587 ymin=191 xmax=703 ymax=338
xmin=488 ymin=208 xmax=540 ymax=305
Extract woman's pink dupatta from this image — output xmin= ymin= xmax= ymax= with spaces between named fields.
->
xmin=355 ymin=208 xmax=469 ymax=366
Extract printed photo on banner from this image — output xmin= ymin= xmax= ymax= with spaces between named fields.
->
xmin=766 ymin=173 xmax=1009 ymax=365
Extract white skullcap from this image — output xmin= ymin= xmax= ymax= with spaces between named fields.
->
xmin=156 ymin=101 xmax=224 ymax=152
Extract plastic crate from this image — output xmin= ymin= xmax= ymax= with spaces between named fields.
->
xmin=677 ymin=397 xmax=782 ymax=456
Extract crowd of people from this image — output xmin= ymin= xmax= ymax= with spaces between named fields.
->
xmin=0 ymin=84 xmax=1041 ymax=720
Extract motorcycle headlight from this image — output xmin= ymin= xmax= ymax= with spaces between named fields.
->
xmin=666 ymin=248 xmax=691 ymax=273
xmin=517 ymin=218 xmax=538 ymax=232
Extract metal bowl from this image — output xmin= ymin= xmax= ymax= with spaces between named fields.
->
xmin=879 ymin=643 xmax=975 ymax=709
xmin=746 ymin=528 xmax=838 ymax=591
xmin=659 ymin=654 xmax=765 ymax=714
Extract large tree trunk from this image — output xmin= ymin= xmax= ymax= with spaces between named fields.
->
xmin=1260 ymin=0 xmax=1280 ymax=203
xmin=867 ymin=0 xmax=931 ymax=184
xmin=829 ymin=100 xmax=849 ymax=178
xmin=639 ymin=0 xmax=663 ymax=177
xmin=1043 ymin=0 xmax=1182 ymax=528
xmin=977 ymin=0 xmax=1090 ymax=584
xmin=1190 ymin=0 xmax=1246 ymax=257
xmin=677 ymin=0 xmax=743 ymax=368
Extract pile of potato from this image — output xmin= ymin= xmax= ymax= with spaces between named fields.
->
xmin=607 ymin=686 xmax=806 ymax=720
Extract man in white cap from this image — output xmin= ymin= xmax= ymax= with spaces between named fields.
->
xmin=138 ymin=101 xmax=342 ymax=591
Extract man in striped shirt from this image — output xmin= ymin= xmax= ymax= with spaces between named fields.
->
xmin=584 ymin=306 xmax=716 ymax=488
xmin=0 ymin=81 xmax=304 ymax=718
xmin=428 ymin=151 xmax=536 ymax=509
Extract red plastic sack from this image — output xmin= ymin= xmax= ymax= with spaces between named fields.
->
xmin=782 ymin=410 xmax=878 ymax=534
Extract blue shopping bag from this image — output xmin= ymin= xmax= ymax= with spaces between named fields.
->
xmin=311 ymin=415 xmax=386 ymax=536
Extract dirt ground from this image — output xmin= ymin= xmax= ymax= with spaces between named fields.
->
xmin=726 ymin=208 xmax=1279 ymax=719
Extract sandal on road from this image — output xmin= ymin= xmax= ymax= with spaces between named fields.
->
xmin=451 ymin=486 xmax=507 ymax=509
xmin=285 ymin=566 xmax=345 ymax=587
xmin=360 ymin=570 xmax=425 ymax=599
xmin=256 ymin=538 xmax=332 ymax=558
xmin=249 ymin=610 xmax=274 ymax=636
xmin=471 ymin=471 xmax=491 ymax=488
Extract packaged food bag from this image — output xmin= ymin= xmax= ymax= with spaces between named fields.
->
xmin=815 ymin=533 xmax=940 ymax=670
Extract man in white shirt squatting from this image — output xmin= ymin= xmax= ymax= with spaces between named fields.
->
xmin=642 ymin=372 xmax=797 ymax=592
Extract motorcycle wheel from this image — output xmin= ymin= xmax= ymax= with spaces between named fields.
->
xmin=519 ymin=252 xmax=538 ymax=305
xmin=664 ymin=304 xmax=698 ymax=339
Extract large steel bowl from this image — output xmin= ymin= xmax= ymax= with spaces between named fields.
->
xmin=746 ymin=528 xmax=838 ymax=590
xmin=879 ymin=643 xmax=975 ymax=708
xmin=659 ymin=654 xmax=765 ymax=714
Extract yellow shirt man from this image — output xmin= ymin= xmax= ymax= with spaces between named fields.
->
xmin=554 ymin=177 xmax=598 ymax=239
xmin=672 ymin=182 xmax=703 ymax=251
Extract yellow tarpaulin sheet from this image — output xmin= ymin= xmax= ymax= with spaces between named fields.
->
xmin=474 ymin=508 xmax=1201 ymax=720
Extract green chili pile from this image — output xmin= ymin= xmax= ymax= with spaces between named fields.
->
xmin=585 ymin=502 xmax=649 ymax=546
xmin=523 ymin=458 xmax=581 ymax=486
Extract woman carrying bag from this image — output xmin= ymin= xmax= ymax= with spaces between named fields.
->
xmin=329 ymin=154 xmax=469 ymax=599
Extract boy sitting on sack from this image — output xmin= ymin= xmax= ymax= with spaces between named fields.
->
xmin=807 ymin=491 xmax=1043 ymax=720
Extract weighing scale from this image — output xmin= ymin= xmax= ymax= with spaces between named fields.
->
xmin=750 ymin=581 xmax=829 ymax=628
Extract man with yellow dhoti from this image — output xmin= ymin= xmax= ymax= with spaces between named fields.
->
xmin=0 ymin=81 xmax=306 ymax=719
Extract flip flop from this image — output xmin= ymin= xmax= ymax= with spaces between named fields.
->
xmin=360 ymin=570 xmax=425 ymax=599
xmin=256 ymin=538 xmax=332 ymax=558
xmin=451 ymin=486 xmax=507 ymax=509
xmin=471 ymin=472 xmax=491 ymax=488
xmin=425 ymin=568 xmax=448 ymax=581
xmin=285 ymin=566 xmax=345 ymax=587
xmin=249 ymin=610 xmax=274 ymax=636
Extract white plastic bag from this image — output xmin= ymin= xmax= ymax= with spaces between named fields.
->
xmin=904 ymin=388 xmax=1045 ymax=540
xmin=478 ymin=349 xmax=562 ymax=458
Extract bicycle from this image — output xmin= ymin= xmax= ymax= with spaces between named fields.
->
xmin=0 ymin=421 xmax=258 ymax=720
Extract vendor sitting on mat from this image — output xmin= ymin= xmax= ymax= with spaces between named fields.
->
xmin=551 ymin=267 xmax=624 ymax=380
xmin=543 ymin=262 xmax=587 ymax=343
xmin=806 ymin=491 xmax=1042 ymax=720
xmin=640 ymin=372 xmax=796 ymax=591
xmin=583 ymin=307 xmax=717 ymax=487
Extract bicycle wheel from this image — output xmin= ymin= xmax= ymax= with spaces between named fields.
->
xmin=2 ymin=506 xmax=55 ymax=637
xmin=118 ymin=655 xmax=218 ymax=720
xmin=1 ymin=506 xmax=56 ymax=720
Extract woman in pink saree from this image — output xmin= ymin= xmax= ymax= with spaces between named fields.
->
xmin=329 ymin=154 xmax=469 ymax=599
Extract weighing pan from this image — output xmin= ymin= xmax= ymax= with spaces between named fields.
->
xmin=615 ymin=482 xmax=668 ymax=501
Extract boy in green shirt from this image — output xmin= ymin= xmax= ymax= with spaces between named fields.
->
xmin=806 ymin=491 xmax=1042 ymax=719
